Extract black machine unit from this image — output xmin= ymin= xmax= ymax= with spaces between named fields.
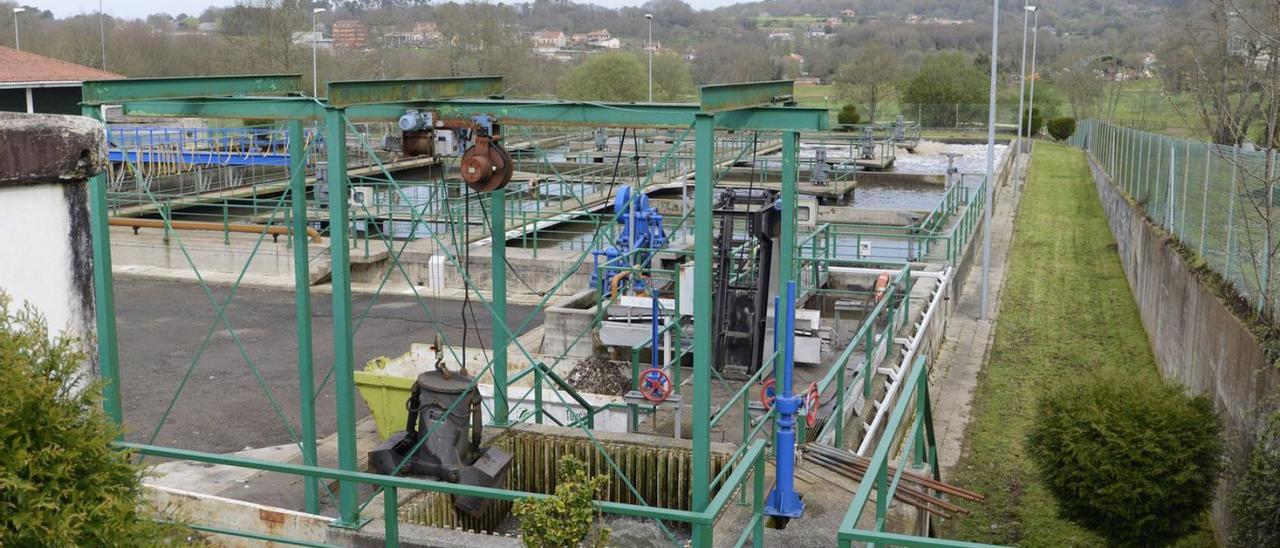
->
xmin=710 ymin=188 xmax=782 ymax=378
xmin=368 ymin=370 xmax=512 ymax=517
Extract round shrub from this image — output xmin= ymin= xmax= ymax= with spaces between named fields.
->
xmin=1047 ymin=117 xmax=1077 ymax=142
xmin=837 ymin=104 xmax=861 ymax=126
xmin=1230 ymin=405 xmax=1280 ymax=547
xmin=1022 ymin=106 xmax=1047 ymax=136
xmin=0 ymin=294 xmax=187 ymax=546
xmin=1027 ymin=369 xmax=1223 ymax=547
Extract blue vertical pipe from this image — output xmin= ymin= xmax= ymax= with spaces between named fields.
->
xmin=765 ymin=281 xmax=804 ymax=518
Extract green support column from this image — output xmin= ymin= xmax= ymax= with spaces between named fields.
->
xmin=82 ymin=104 xmax=124 ymax=428
xmin=325 ymin=107 xmax=362 ymax=527
xmin=775 ymin=131 xmax=800 ymax=437
xmin=490 ymin=188 xmax=510 ymax=425
xmin=780 ymin=131 xmax=797 ymax=284
xmin=691 ymin=113 xmax=715 ymax=547
xmin=288 ymin=120 xmax=320 ymax=514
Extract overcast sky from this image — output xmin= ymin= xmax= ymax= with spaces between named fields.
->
xmin=38 ymin=0 xmax=742 ymax=20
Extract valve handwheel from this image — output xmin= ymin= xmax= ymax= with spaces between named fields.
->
xmin=759 ymin=378 xmax=777 ymax=410
xmin=805 ymin=382 xmax=820 ymax=428
xmin=639 ymin=368 xmax=672 ymax=404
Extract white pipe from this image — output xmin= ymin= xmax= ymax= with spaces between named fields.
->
xmin=855 ymin=266 xmax=952 ymax=455
xmin=828 ymin=265 xmax=946 ymax=280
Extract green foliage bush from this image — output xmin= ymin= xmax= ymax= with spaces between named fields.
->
xmin=1022 ymin=106 xmax=1046 ymax=136
xmin=558 ymin=52 xmax=648 ymax=102
xmin=0 ymin=294 xmax=187 ymax=546
xmin=1027 ymin=369 xmax=1223 ymax=547
xmin=899 ymin=52 xmax=987 ymax=127
xmin=837 ymin=104 xmax=861 ymax=126
xmin=1230 ymin=405 xmax=1280 ymax=547
xmin=1047 ymin=117 xmax=1077 ymax=142
xmin=514 ymin=455 xmax=610 ymax=548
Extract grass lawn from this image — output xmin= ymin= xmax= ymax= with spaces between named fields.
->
xmin=943 ymin=142 xmax=1215 ymax=546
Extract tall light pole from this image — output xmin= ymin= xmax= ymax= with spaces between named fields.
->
xmin=980 ymin=0 xmax=999 ymax=320
xmin=312 ymin=7 xmax=326 ymax=97
xmin=13 ymin=7 xmax=25 ymax=51
xmin=1025 ymin=9 xmax=1040 ymax=144
xmin=645 ymin=13 xmax=653 ymax=102
xmin=99 ymin=0 xmax=107 ymax=70
xmin=1016 ymin=4 xmax=1034 ymax=153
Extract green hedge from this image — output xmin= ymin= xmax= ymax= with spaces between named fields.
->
xmin=1047 ymin=117 xmax=1077 ymax=142
xmin=0 ymin=294 xmax=189 ymax=546
xmin=1027 ymin=368 xmax=1223 ymax=547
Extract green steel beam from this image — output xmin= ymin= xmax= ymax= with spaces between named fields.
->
xmin=325 ymin=76 xmax=504 ymax=108
xmin=716 ymin=108 xmax=828 ymax=132
xmin=325 ymin=107 xmax=362 ymax=528
xmin=288 ymin=120 xmax=320 ymax=515
xmin=82 ymin=74 xmax=303 ymax=105
xmin=698 ymin=80 xmax=795 ymax=112
xmin=116 ymin=96 xmax=827 ymax=130
xmin=120 ymin=98 xmax=323 ymax=120
xmin=690 ymin=112 xmax=715 ymax=548
xmin=82 ymin=104 xmax=124 ymax=428
xmin=490 ymin=189 xmax=510 ymax=425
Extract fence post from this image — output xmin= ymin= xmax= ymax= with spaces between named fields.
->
xmin=1226 ymin=147 xmax=1240 ymax=279
xmin=1181 ymin=140 xmax=1191 ymax=238
xmin=1201 ymin=146 xmax=1212 ymax=256
xmin=1167 ymin=145 xmax=1176 ymax=229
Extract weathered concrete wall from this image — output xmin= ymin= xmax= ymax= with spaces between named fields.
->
xmin=1087 ymin=153 xmax=1280 ymax=539
xmin=0 ymin=112 xmax=106 ymax=384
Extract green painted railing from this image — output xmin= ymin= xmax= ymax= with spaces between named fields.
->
xmin=124 ymin=438 xmax=768 ymax=548
xmin=834 ymin=355 xmax=997 ymax=548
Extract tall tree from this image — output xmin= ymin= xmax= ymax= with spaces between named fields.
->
xmin=833 ymin=45 xmax=903 ymax=123
xmin=558 ymin=52 xmax=647 ymax=102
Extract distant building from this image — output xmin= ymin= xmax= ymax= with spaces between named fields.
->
xmin=331 ymin=20 xmax=369 ymax=49
xmin=589 ymin=37 xmax=621 ymax=49
xmin=570 ymin=33 xmax=589 ymax=46
xmin=840 ymin=9 xmax=857 ymax=19
xmin=413 ymin=21 xmax=437 ymax=35
xmin=586 ymin=29 xmax=612 ymax=43
xmin=534 ymin=30 xmax=566 ymax=51
xmin=0 ymin=46 xmax=122 ymax=114
xmin=383 ymin=32 xmax=427 ymax=48
xmin=768 ymin=31 xmax=794 ymax=42
xmin=292 ymin=31 xmax=331 ymax=48
xmin=196 ymin=22 xmax=218 ymax=32
xmin=804 ymin=25 xmax=828 ymax=38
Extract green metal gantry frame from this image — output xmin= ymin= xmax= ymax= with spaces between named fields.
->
xmin=80 ymin=74 xmax=828 ymax=546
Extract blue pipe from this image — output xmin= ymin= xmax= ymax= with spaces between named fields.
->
xmin=765 ymin=280 xmax=805 ymax=518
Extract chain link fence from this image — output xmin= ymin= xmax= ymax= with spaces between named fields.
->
xmin=1069 ymin=119 xmax=1280 ymax=317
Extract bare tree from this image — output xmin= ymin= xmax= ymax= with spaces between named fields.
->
xmin=833 ymin=45 xmax=902 ymax=124
xmin=1161 ymin=0 xmax=1280 ymax=314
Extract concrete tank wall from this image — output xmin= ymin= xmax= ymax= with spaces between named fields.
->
xmin=1087 ymin=153 xmax=1280 ymax=538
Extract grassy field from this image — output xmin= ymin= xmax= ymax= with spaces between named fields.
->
xmin=943 ymin=142 xmax=1215 ymax=546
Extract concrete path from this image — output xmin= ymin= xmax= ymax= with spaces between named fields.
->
xmin=929 ymin=148 xmax=1031 ymax=475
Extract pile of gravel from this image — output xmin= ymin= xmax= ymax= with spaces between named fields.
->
xmin=565 ymin=356 xmax=631 ymax=396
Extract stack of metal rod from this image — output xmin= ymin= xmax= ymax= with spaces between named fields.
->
xmin=803 ymin=444 xmax=984 ymax=518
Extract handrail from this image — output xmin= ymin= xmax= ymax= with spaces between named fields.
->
xmin=119 ymin=438 xmax=769 ymax=547
xmin=109 ymin=217 xmax=323 ymax=243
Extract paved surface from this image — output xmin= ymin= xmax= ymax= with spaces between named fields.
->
xmin=929 ymin=148 xmax=1030 ymax=475
xmin=115 ymin=277 xmax=542 ymax=454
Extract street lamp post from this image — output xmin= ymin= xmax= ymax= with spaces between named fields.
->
xmin=645 ymin=13 xmax=653 ymax=102
xmin=13 ymin=7 xmax=25 ymax=51
xmin=1016 ymin=4 xmax=1034 ymax=153
xmin=312 ymin=7 xmax=326 ymax=97
xmin=981 ymin=0 xmax=999 ymax=320
xmin=1026 ymin=9 xmax=1040 ymax=144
